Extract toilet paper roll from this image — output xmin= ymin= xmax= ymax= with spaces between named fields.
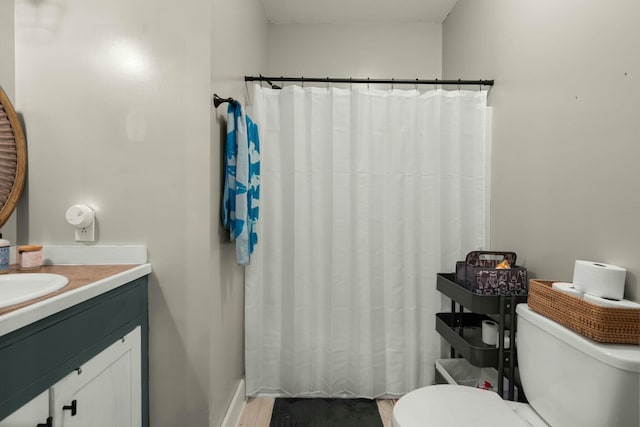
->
xmin=583 ymin=293 xmax=640 ymax=309
xmin=503 ymin=330 xmax=510 ymax=350
xmin=572 ymin=260 xmax=626 ymax=300
xmin=492 ymin=330 xmax=511 ymax=349
xmin=482 ymin=320 xmax=498 ymax=346
xmin=552 ymin=282 xmax=584 ymax=299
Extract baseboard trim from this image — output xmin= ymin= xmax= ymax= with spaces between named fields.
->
xmin=221 ymin=378 xmax=246 ymax=427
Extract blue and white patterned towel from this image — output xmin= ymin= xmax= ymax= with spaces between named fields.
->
xmin=222 ymin=101 xmax=260 ymax=265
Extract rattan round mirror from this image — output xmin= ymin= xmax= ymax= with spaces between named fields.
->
xmin=0 ymin=86 xmax=27 ymax=229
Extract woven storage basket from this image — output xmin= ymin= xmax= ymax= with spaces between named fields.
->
xmin=528 ymin=280 xmax=640 ymax=345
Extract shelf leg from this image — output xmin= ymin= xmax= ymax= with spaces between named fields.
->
xmin=508 ymin=296 xmax=517 ymax=400
xmin=498 ymin=296 xmax=505 ymax=398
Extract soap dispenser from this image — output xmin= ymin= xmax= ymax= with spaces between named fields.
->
xmin=0 ymin=233 xmax=10 ymax=274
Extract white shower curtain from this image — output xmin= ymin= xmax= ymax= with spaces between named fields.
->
xmin=246 ymin=84 xmax=491 ymax=398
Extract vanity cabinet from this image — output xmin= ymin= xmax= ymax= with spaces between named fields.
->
xmin=51 ymin=327 xmax=141 ymax=427
xmin=0 ymin=276 xmax=148 ymax=426
xmin=435 ymin=273 xmax=527 ymax=401
xmin=0 ymin=391 xmax=48 ymax=427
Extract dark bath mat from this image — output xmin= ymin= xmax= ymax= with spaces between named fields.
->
xmin=269 ymin=397 xmax=384 ymax=427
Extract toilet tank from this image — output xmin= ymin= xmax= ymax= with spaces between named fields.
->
xmin=516 ymin=304 xmax=640 ymax=427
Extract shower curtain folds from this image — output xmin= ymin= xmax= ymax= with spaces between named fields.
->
xmin=246 ymin=85 xmax=491 ymax=398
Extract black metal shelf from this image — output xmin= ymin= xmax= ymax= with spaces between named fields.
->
xmin=437 ymin=273 xmax=504 ymax=314
xmin=435 ymin=312 xmax=498 ymax=367
xmin=435 ymin=273 xmax=528 ymax=401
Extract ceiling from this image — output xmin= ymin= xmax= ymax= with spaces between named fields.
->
xmin=260 ymin=0 xmax=459 ymax=24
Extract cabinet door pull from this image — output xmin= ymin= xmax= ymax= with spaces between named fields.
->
xmin=63 ymin=399 xmax=78 ymax=416
xmin=36 ymin=416 xmax=53 ymax=427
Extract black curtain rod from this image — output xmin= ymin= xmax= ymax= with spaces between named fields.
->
xmin=245 ymin=76 xmax=494 ymax=87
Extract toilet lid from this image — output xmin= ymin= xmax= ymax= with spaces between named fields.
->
xmin=393 ymin=385 xmax=532 ymax=427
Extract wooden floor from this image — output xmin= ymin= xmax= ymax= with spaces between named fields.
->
xmin=238 ymin=397 xmax=397 ymax=427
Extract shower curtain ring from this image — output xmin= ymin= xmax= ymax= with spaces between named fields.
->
xmin=434 ymin=78 xmax=438 ymax=91
xmin=367 ymin=77 xmax=370 ymax=90
xmin=458 ymin=79 xmax=461 ymax=91
xmin=391 ymin=78 xmax=394 ymax=90
xmin=415 ymin=78 xmax=419 ymax=90
xmin=301 ymin=77 xmax=304 ymax=88
xmin=350 ymin=77 xmax=353 ymax=90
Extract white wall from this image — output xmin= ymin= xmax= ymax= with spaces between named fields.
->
xmin=443 ymin=0 xmax=640 ymax=300
xmin=210 ymin=0 xmax=268 ymax=425
xmin=0 ymin=0 xmax=17 ymax=243
xmin=267 ymin=22 xmax=442 ymax=84
xmin=14 ymin=1 xmax=267 ymax=427
xmin=0 ymin=1 xmax=14 ymax=100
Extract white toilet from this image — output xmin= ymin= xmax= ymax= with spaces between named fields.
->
xmin=393 ymin=304 xmax=640 ymax=427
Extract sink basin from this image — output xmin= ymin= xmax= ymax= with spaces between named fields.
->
xmin=0 ymin=273 xmax=70 ymax=309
